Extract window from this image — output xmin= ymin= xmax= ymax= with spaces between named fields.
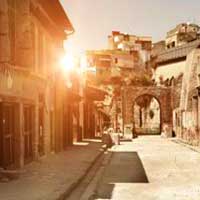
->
xmin=24 ymin=105 xmax=34 ymax=162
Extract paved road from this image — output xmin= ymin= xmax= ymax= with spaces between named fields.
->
xmin=94 ymin=136 xmax=200 ymax=200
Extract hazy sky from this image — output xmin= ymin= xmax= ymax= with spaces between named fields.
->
xmin=60 ymin=0 xmax=200 ymax=54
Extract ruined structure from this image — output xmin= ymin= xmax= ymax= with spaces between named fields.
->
xmin=122 ymin=86 xmax=172 ymax=136
xmin=153 ymin=23 xmax=200 ymax=145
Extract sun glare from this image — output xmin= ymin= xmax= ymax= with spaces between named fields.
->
xmin=60 ymin=53 xmax=75 ymax=72
xmin=80 ymin=55 xmax=88 ymax=72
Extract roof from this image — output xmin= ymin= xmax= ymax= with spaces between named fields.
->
xmin=39 ymin=0 xmax=74 ymax=32
xmin=156 ymin=39 xmax=200 ymax=64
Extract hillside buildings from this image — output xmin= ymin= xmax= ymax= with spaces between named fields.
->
xmin=85 ymin=32 xmax=152 ymax=133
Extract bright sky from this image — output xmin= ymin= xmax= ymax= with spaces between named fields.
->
xmin=60 ymin=0 xmax=200 ymax=55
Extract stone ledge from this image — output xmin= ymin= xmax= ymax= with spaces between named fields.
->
xmin=172 ymin=138 xmax=200 ymax=153
xmin=0 ymin=169 xmax=21 ymax=182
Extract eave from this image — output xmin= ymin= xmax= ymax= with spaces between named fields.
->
xmin=38 ymin=0 xmax=74 ymax=32
xmin=31 ymin=0 xmax=74 ymax=39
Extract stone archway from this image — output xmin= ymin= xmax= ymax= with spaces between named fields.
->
xmin=133 ymin=94 xmax=161 ymax=135
xmin=122 ymin=86 xmax=172 ymax=137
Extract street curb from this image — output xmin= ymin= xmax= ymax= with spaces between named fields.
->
xmin=56 ymin=145 xmax=107 ymax=200
xmin=171 ymin=139 xmax=200 ymax=153
xmin=89 ymin=150 xmax=113 ymax=200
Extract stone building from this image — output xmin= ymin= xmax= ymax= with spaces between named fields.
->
xmin=166 ymin=23 xmax=200 ymax=49
xmin=153 ymin=23 xmax=200 ymax=145
xmin=86 ymin=31 xmax=152 ymax=84
xmin=0 ymin=0 xmax=74 ymax=169
xmin=108 ymin=31 xmax=152 ymax=53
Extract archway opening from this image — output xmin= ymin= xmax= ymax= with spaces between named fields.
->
xmin=133 ymin=95 xmax=161 ymax=135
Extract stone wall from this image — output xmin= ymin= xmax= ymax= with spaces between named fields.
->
xmin=174 ymin=49 xmax=200 ymax=145
xmin=122 ymin=86 xmax=173 ymax=137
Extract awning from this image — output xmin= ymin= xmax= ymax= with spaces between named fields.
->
xmin=85 ymin=86 xmax=108 ymax=101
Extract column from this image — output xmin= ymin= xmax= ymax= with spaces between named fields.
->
xmin=19 ymin=102 xmax=24 ymax=168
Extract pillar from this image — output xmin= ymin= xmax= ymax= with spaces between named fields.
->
xmin=34 ymin=97 xmax=39 ymax=159
xmin=19 ymin=102 xmax=24 ymax=168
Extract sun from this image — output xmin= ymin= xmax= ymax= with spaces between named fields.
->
xmin=60 ymin=53 xmax=75 ymax=72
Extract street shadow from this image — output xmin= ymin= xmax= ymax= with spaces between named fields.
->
xmin=96 ymin=152 xmax=148 ymax=199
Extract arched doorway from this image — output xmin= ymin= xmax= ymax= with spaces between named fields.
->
xmin=133 ymin=95 xmax=161 ymax=135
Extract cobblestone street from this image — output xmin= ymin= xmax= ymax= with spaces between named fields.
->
xmin=95 ymin=136 xmax=200 ymax=200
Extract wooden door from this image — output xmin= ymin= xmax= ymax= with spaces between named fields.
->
xmin=24 ymin=105 xmax=33 ymax=163
xmin=0 ymin=103 xmax=15 ymax=168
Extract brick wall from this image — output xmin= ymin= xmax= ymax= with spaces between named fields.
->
xmin=122 ymin=86 xmax=173 ymax=136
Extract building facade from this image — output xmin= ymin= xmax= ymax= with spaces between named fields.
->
xmin=166 ymin=23 xmax=200 ymax=49
xmin=0 ymin=0 xmax=74 ymax=169
xmin=153 ymin=23 xmax=200 ymax=145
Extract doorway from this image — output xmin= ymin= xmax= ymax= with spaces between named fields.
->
xmin=24 ymin=105 xmax=34 ymax=163
xmin=133 ymin=95 xmax=161 ymax=135
xmin=0 ymin=103 xmax=17 ymax=168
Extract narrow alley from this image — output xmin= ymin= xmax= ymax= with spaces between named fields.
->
xmin=2 ymin=0 xmax=200 ymax=199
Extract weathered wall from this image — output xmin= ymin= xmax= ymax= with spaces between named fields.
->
xmin=174 ymin=49 xmax=200 ymax=145
xmin=0 ymin=0 xmax=68 ymax=168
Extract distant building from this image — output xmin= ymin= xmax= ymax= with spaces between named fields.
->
xmin=86 ymin=31 xmax=152 ymax=132
xmin=166 ymin=23 xmax=200 ymax=49
xmin=108 ymin=31 xmax=152 ymax=52
xmin=108 ymin=31 xmax=152 ymax=70
xmin=87 ymin=32 xmax=152 ymax=85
